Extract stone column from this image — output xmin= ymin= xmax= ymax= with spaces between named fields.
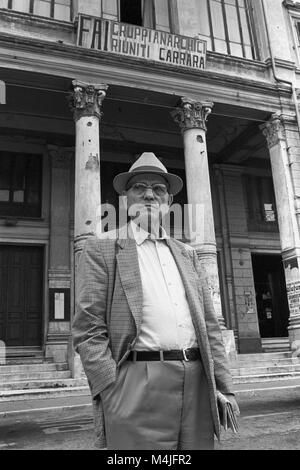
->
xmin=172 ymin=98 xmax=236 ymax=360
xmin=260 ymin=114 xmax=300 ymax=348
xmin=46 ymin=146 xmax=73 ymax=363
xmin=69 ymin=80 xmax=108 ymax=377
xmin=71 ymin=80 xmax=108 ymax=262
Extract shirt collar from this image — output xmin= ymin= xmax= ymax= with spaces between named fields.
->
xmin=130 ymin=220 xmax=168 ymax=246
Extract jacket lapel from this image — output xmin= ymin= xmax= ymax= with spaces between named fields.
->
xmin=116 ymin=226 xmax=143 ymax=333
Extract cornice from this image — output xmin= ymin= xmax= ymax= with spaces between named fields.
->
xmin=0 ymin=33 xmax=274 ymax=88
xmin=265 ymin=57 xmax=297 ymax=72
xmin=0 ymin=32 xmax=291 ymax=112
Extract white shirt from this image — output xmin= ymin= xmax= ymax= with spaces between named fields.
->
xmin=130 ymin=221 xmax=198 ymax=351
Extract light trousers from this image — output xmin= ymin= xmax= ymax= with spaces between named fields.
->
xmin=100 ymin=358 xmax=214 ymax=450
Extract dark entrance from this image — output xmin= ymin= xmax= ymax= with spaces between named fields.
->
xmin=252 ymin=254 xmax=289 ymax=338
xmin=0 ymin=245 xmax=43 ymax=346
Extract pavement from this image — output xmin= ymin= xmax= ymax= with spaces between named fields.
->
xmin=1 ymin=377 xmax=300 ymax=417
xmin=0 ymin=392 xmax=92 ymax=416
xmin=0 ymin=379 xmax=300 ymax=450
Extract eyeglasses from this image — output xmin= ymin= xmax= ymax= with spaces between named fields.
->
xmin=128 ymin=182 xmax=168 ymax=197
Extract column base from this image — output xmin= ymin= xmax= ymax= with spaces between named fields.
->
xmin=45 ymin=321 xmax=70 ymax=363
xmin=288 ymin=321 xmax=300 ymax=357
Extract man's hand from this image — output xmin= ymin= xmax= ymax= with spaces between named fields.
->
xmin=223 ymin=394 xmax=240 ymax=416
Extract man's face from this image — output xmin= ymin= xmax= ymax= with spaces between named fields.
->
xmin=124 ymin=173 xmax=171 ymax=224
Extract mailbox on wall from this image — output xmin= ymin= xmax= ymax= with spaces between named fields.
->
xmin=49 ymin=288 xmax=70 ymax=321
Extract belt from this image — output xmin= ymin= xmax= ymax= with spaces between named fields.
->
xmin=127 ymin=347 xmax=200 ymax=362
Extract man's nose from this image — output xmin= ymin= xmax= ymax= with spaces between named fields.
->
xmin=143 ymin=187 xmax=155 ymax=199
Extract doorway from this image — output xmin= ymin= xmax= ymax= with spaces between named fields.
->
xmin=252 ymin=254 xmax=289 ymax=338
xmin=0 ymin=245 xmax=44 ymax=347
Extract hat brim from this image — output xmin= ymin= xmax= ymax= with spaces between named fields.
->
xmin=113 ymin=170 xmax=183 ymax=195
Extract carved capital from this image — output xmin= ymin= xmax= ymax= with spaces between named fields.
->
xmin=259 ymin=113 xmax=286 ymax=149
xmin=69 ymin=80 xmax=108 ymax=121
xmin=171 ymin=97 xmax=213 ymax=132
xmin=48 ymin=145 xmax=74 ymax=169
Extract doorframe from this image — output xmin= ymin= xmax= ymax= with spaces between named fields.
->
xmin=0 ymin=241 xmax=48 ymax=352
xmin=250 ymin=249 xmax=290 ymax=345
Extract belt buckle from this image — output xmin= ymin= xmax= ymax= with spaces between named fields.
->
xmin=182 ymin=348 xmax=190 ymax=361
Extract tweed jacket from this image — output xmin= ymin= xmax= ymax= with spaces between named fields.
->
xmin=72 ymin=224 xmax=234 ymax=448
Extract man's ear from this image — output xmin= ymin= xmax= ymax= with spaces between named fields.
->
xmin=168 ymin=194 xmax=174 ymax=206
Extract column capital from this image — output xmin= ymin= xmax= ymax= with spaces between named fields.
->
xmin=70 ymin=80 xmax=108 ymax=121
xmin=171 ymin=97 xmax=213 ymax=132
xmin=259 ymin=113 xmax=286 ymax=149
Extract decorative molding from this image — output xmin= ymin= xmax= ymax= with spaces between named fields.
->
xmin=0 ymin=34 xmax=289 ymax=116
xmin=69 ymin=80 xmax=108 ymax=121
xmin=283 ymin=0 xmax=300 ymax=12
xmin=265 ymin=57 xmax=297 ymax=72
xmin=259 ymin=114 xmax=286 ymax=148
xmin=48 ymin=145 xmax=74 ymax=169
xmin=48 ymin=268 xmax=71 ymax=279
xmin=171 ymin=97 xmax=213 ymax=132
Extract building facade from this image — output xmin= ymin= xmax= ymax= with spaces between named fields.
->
xmin=1 ymin=0 xmax=300 ymax=370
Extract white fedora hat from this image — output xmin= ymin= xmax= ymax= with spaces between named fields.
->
xmin=113 ymin=152 xmax=183 ymax=195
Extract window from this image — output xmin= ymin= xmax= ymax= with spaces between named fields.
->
xmin=1 ymin=0 xmax=73 ymax=21
xmin=101 ymin=0 xmax=257 ymax=58
xmin=285 ymin=0 xmax=300 ymax=66
xmin=120 ymin=0 xmax=143 ymax=26
xmin=100 ymin=0 xmax=171 ymax=32
xmin=177 ymin=0 xmax=257 ymax=59
xmin=293 ymin=19 xmax=300 ymax=64
xmin=243 ymin=175 xmax=278 ymax=232
xmin=0 ymin=152 xmax=42 ymax=218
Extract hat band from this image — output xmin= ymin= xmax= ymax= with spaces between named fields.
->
xmin=131 ymin=166 xmax=166 ymax=174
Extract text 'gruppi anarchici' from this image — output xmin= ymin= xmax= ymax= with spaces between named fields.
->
xmin=77 ymin=14 xmax=206 ymax=70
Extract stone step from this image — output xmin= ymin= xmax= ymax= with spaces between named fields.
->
xmin=0 ymin=370 xmax=72 ymax=384
xmin=233 ymin=376 xmax=300 ymax=393
xmin=231 ymin=357 xmax=300 ymax=369
xmin=0 ymin=383 xmax=89 ymax=402
xmin=232 ymin=371 xmax=300 ymax=383
xmin=231 ymin=363 xmax=300 ymax=376
xmin=5 ymin=357 xmax=52 ymax=365
xmin=261 ymin=338 xmax=290 ymax=353
xmin=0 ymin=377 xmax=88 ymax=393
xmin=238 ymin=351 xmax=292 ymax=360
xmin=0 ymin=363 xmax=68 ymax=374
xmin=262 ymin=346 xmax=290 ymax=353
xmin=234 ymin=352 xmax=292 ymax=364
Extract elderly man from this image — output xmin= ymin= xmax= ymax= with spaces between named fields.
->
xmin=72 ymin=152 xmax=239 ymax=450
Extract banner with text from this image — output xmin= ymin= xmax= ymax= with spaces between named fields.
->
xmin=77 ymin=15 xmax=206 ymax=70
